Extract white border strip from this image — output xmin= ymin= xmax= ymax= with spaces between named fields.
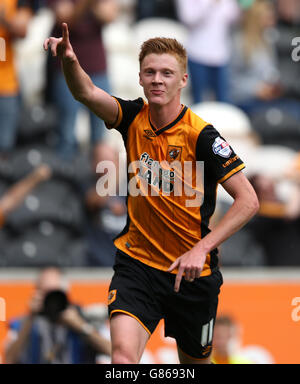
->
xmin=222 ymin=268 xmax=300 ymax=282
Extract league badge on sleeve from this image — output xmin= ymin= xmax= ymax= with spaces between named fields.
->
xmin=212 ymin=137 xmax=232 ymax=158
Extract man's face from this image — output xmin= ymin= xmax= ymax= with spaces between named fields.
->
xmin=36 ymin=269 xmax=64 ymax=296
xmin=139 ymin=53 xmax=188 ymax=107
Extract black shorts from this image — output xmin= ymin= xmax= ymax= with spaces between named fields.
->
xmin=108 ymin=250 xmax=223 ymax=359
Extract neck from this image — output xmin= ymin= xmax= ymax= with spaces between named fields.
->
xmin=149 ymin=99 xmax=183 ymax=130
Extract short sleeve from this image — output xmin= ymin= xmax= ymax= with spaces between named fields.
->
xmin=105 ymin=97 xmax=144 ymax=137
xmin=196 ymin=125 xmax=245 ymax=184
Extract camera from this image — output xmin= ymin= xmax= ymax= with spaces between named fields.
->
xmin=40 ymin=290 xmax=69 ymax=322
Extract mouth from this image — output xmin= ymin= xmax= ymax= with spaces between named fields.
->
xmin=150 ymin=90 xmax=164 ymax=95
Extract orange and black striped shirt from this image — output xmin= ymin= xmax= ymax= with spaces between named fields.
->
xmin=107 ymin=98 xmax=245 ymax=276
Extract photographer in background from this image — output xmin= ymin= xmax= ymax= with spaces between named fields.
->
xmin=4 ymin=267 xmax=111 ymax=364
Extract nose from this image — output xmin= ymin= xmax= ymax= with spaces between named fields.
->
xmin=152 ymin=72 xmax=163 ymax=84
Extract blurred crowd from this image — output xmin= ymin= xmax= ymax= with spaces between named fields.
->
xmin=1 ymin=0 xmax=300 ymax=269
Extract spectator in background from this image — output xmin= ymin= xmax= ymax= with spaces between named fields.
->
xmin=134 ymin=0 xmax=178 ymax=22
xmin=247 ymin=172 xmax=300 ymax=266
xmin=216 ymin=169 xmax=300 ymax=267
xmin=230 ymin=0 xmax=280 ymax=112
xmin=212 ymin=315 xmax=253 ymax=364
xmin=84 ymin=142 xmax=127 ymax=267
xmin=230 ymin=0 xmax=300 ymax=120
xmin=286 ymin=151 xmax=300 ymax=184
xmin=0 ymin=0 xmax=33 ymax=156
xmin=46 ymin=0 xmax=118 ymax=160
xmin=0 ymin=164 xmax=52 ymax=229
xmin=176 ymin=0 xmax=240 ymax=103
xmin=248 ymin=173 xmax=300 ymax=220
xmin=4 ymin=267 xmax=111 ymax=364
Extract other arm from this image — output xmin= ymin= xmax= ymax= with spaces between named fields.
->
xmin=169 ymin=172 xmax=259 ymax=292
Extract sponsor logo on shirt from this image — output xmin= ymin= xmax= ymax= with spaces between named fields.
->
xmin=222 ymin=155 xmax=239 ymax=168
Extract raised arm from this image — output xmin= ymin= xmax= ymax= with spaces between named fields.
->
xmin=43 ymin=23 xmax=118 ymax=126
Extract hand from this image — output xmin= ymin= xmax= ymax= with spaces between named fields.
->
xmin=59 ymin=306 xmax=87 ymax=333
xmin=28 ymin=291 xmax=44 ymax=316
xmin=43 ymin=22 xmax=75 ymax=61
xmin=33 ymin=164 xmax=52 ymax=182
xmin=167 ymin=248 xmax=206 ymax=293
xmin=256 ymin=83 xmax=282 ymax=101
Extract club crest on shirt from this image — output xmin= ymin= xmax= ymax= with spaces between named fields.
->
xmin=212 ymin=137 xmax=232 ymax=159
xmin=167 ymin=146 xmax=182 ymax=162
xmin=108 ymin=289 xmax=117 ymax=305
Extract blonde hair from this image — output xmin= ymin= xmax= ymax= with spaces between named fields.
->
xmin=242 ymin=0 xmax=274 ymax=62
xmin=139 ymin=37 xmax=187 ymax=73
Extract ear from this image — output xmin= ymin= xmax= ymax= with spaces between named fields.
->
xmin=180 ymin=73 xmax=188 ymax=90
xmin=139 ymin=72 xmax=143 ymax=87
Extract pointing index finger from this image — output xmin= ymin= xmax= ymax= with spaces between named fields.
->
xmin=62 ymin=22 xmax=69 ymax=42
xmin=174 ymin=267 xmax=184 ymax=293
